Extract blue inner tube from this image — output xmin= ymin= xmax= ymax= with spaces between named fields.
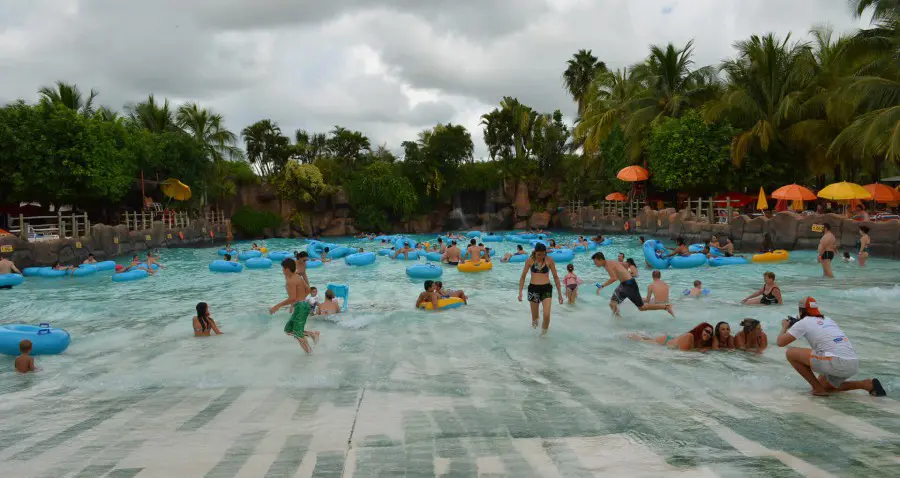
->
xmin=132 ymin=262 xmax=160 ymax=271
xmin=594 ymin=238 xmax=612 ymax=246
xmin=39 ymin=268 xmax=68 ymax=278
xmin=394 ymin=238 xmax=417 ymax=249
xmin=218 ymin=248 xmax=238 ymax=256
xmin=345 ymin=252 xmax=376 ymax=266
xmin=688 ymin=244 xmax=723 ymax=256
xmin=643 ymin=240 xmax=671 ymax=270
xmin=425 ymin=251 xmax=443 ymax=262
xmin=0 ymin=324 xmax=70 ymax=356
xmin=93 ymin=260 xmax=116 ymax=271
xmin=378 ymin=248 xmax=394 ymax=256
xmin=519 ymin=233 xmax=537 ymax=240
xmin=708 ymin=256 xmax=748 ymax=267
xmin=683 ymin=288 xmax=711 ymax=296
xmin=267 ymin=251 xmax=293 ymax=262
xmin=0 ymin=273 xmax=24 ymax=287
xmin=112 ymin=269 xmax=149 ymax=282
xmin=466 ymin=231 xmax=482 ymax=238
xmin=670 ymin=253 xmax=708 ymax=269
xmin=392 ymin=250 xmax=421 ymax=260
xmin=327 ymin=247 xmax=353 ymax=260
xmin=209 ymin=260 xmax=244 ymax=273
xmin=22 ymin=267 xmax=43 ymax=277
xmin=306 ymin=259 xmax=323 ymax=269
xmin=548 ymin=249 xmax=574 ymax=263
xmin=73 ymin=264 xmax=98 ymax=277
xmin=406 ymin=263 xmax=443 ymax=279
xmin=530 ymin=239 xmax=547 ymax=247
xmin=307 ymin=242 xmax=338 ymax=257
xmin=245 ymin=257 xmax=273 ymax=269
xmin=507 ymin=253 xmax=528 ymax=263
xmin=572 ymin=242 xmax=597 ymax=252
xmin=482 ymin=234 xmax=503 ymax=242
xmin=238 ymin=250 xmax=262 ymax=260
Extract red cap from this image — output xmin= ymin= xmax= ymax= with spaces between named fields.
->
xmin=115 ymin=265 xmax=124 ymax=271
xmin=800 ymin=296 xmax=821 ymax=316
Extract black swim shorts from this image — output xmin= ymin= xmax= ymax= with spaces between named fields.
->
xmin=820 ymin=251 xmax=835 ymax=261
xmin=612 ymin=279 xmax=644 ymax=307
xmin=527 ymin=283 xmax=553 ymax=303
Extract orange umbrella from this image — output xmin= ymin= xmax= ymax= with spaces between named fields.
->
xmin=863 ymin=183 xmax=900 ymax=203
xmin=616 ymin=165 xmax=649 ymax=182
xmin=771 ymin=184 xmax=817 ymax=201
xmin=605 ymin=192 xmax=627 ymax=201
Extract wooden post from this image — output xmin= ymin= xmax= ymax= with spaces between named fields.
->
xmin=695 ymin=198 xmax=701 ymax=219
xmin=707 ymin=197 xmax=714 ymax=224
xmin=726 ymin=196 xmax=733 ymax=225
xmin=84 ymin=212 xmax=90 ymax=236
xmin=18 ymin=214 xmax=26 ymax=240
xmin=58 ymin=212 xmax=65 ymax=238
xmin=71 ymin=213 xmax=77 ymax=237
xmin=142 ymin=211 xmax=147 ymax=230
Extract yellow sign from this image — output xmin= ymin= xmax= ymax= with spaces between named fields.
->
xmin=636 ymin=220 xmax=641 ymax=227
xmin=145 ymin=235 xmax=152 ymax=241
xmin=75 ymin=241 xmax=82 ymax=249
xmin=166 ymin=233 xmax=172 ymax=239
xmin=0 ymin=245 xmax=12 ymax=253
xmin=812 ymin=224 xmax=824 ymax=233
xmin=113 ymin=237 xmax=119 ymax=244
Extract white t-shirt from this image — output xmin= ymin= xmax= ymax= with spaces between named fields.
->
xmin=306 ymin=295 xmax=319 ymax=308
xmin=788 ymin=316 xmax=857 ymax=359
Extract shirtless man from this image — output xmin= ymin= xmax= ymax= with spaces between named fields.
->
xmin=466 ymin=239 xmax=482 ymax=265
xmin=667 ymin=238 xmax=690 ymax=257
xmin=435 ymin=280 xmax=468 ymax=304
xmin=644 ymin=270 xmax=670 ymax=305
xmin=720 ymin=237 xmax=736 ymax=257
xmin=82 ymin=253 xmax=97 ymax=265
xmin=294 ymin=251 xmax=310 ymax=285
xmin=0 ymin=254 xmax=21 ymax=275
xmin=270 ymin=258 xmax=319 ymax=353
xmin=593 ymin=252 xmax=674 ymax=317
xmin=436 ymin=238 xmax=447 ymax=254
xmin=441 ymin=241 xmax=461 ymax=265
xmin=415 ymin=280 xmax=441 ymax=310
xmin=817 ymin=223 xmax=837 ymax=278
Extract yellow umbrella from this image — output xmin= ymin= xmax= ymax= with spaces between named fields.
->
xmin=161 ymin=178 xmax=192 ymax=201
xmin=817 ymin=181 xmax=871 ymax=201
xmin=756 ymin=187 xmax=768 ymax=210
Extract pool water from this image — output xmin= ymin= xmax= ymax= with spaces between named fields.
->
xmin=1 ymin=234 xmax=899 ymax=477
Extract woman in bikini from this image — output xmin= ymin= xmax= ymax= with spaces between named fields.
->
xmin=630 ymin=322 xmax=714 ymax=352
xmin=193 ymin=302 xmax=224 ymax=337
xmin=712 ymin=321 xmax=735 ymax=350
xmin=734 ymin=318 xmax=767 ymax=353
xmin=741 ymin=271 xmax=782 ymax=306
xmin=857 ymin=226 xmax=871 ymax=267
xmin=625 ymin=258 xmax=639 ymax=278
xmin=517 ymin=243 xmax=563 ymax=336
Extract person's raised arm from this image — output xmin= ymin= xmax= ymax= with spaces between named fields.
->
xmin=548 ymin=259 xmax=563 ymax=304
xmin=776 ymin=319 xmax=797 ymax=347
xmin=518 ymin=260 xmax=530 ymax=302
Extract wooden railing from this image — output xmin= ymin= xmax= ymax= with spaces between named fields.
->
xmin=8 ymin=213 xmax=90 ymax=241
xmin=593 ymin=200 xmax=647 ymax=220
xmin=684 ymin=197 xmax=743 ymax=224
xmin=120 ymin=210 xmax=229 ymax=231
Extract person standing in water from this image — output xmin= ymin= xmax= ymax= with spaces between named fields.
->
xmin=593 ymin=252 xmax=674 ymax=317
xmin=270 ymin=258 xmax=319 ymax=353
xmin=193 ymin=302 xmax=224 ymax=337
xmin=857 ymin=226 xmax=871 ymax=267
xmin=817 ymin=223 xmax=837 ymax=278
xmin=518 ymin=243 xmax=563 ymax=336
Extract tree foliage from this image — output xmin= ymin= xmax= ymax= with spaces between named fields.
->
xmin=645 ymin=111 xmax=734 ymax=192
xmin=346 ymin=162 xmax=418 ymax=231
xmin=276 ymin=162 xmax=329 ymax=207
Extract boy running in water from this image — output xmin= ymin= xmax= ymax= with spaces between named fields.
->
xmin=270 ymin=258 xmax=319 ymax=353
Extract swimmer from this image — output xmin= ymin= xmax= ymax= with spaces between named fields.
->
xmin=629 ymin=322 xmax=714 ymax=351
xmin=817 ymin=223 xmax=837 ymax=278
xmin=251 ymin=242 xmax=260 ymax=251
xmin=638 ymin=236 xmax=645 ymax=245
xmin=594 ymin=253 xmax=674 ymax=318
xmin=434 ymin=281 xmax=467 ymax=304
xmin=466 ymin=239 xmax=482 ymax=265
xmin=270 ymin=258 xmax=318 ymax=353
xmin=146 ymin=251 xmax=164 ymax=270
xmin=82 ymin=253 xmax=97 ymax=265
xmin=720 ymin=236 xmax=736 ymax=257
xmin=294 ymin=251 xmax=310 ymax=285
xmin=712 ymin=322 xmax=734 ymax=350
xmin=223 ymin=243 xmax=235 ymax=253
xmin=734 ymin=318 xmax=767 ymax=353
xmin=321 ymin=247 xmax=331 ymax=262
xmin=436 ymin=238 xmax=447 ymax=254
xmin=393 ymin=244 xmax=414 ymax=260
xmin=617 ymin=252 xmax=626 ymax=264
xmin=562 ymin=263 xmax=582 ymax=304
xmin=518 ymin=243 xmax=564 ymax=335
xmin=761 ymin=233 xmax=775 ymax=253
xmin=224 ymin=253 xmax=237 ymax=263
xmin=688 ymin=280 xmax=704 ymax=298
xmin=306 ymin=286 xmax=319 ymax=314
xmin=625 ymin=258 xmax=639 ymax=277
xmin=15 ymin=339 xmax=39 ymax=373
xmin=317 ymin=289 xmax=341 ymax=315
xmin=416 ymin=280 xmax=441 ymax=311
xmin=501 ymin=245 xmax=527 ymax=262
xmin=0 ymin=254 xmax=21 ymax=276
xmin=741 ymin=271 xmax=782 ymax=305
xmin=51 ymin=261 xmax=75 ymax=273
xmin=574 ymin=236 xmax=590 ymax=250
xmin=442 ymin=241 xmax=462 ymax=266
xmin=667 ymin=238 xmax=690 ymax=257
xmin=193 ymin=302 xmax=223 ymax=337
xmin=357 ymin=248 xmax=364 ymax=253
xmin=842 ymin=252 xmax=855 ymax=263
xmin=857 ymin=226 xmax=870 ymax=267
xmin=547 ymin=239 xmax=559 ymax=250
xmin=644 ymin=270 xmax=670 ymax=304
xmin=483 ymin=246 xmax=492 ymax=262
xmin=592 ymin=235 xmax=606 ymax=244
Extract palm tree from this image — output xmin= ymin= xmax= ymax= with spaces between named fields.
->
xmin=704 ymin=34 xmax=816 ymax=166
xmin=126 ymin=95 xmax=177 ymax=133
xmin=94 ymin=106 xmax=121 ymax=123
xmin=294 ymin=129 xmax=329 ymax=163
xmin=176 ymin=103 xmax=242 ymax=163
xmin=574 ymin=67 xmax=644 ymax=157
xmin=563 ymin=49 xmax=607 ymax=118
xmin=241 ymin=119 xmax=292 ymax=179
xmin=38 ymin=81 xmax=98 ymax=116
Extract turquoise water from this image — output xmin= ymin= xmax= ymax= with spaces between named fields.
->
xmin=2 ymin=233 xmax=899 ymax=477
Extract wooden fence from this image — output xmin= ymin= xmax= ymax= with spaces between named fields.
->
xmin=7 ymin=213 xmax=90 ymax=241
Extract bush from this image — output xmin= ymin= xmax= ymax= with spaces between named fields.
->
xmin=645 ymin=111 xmax=733 ymax=193
xmin=347 ymin=162 xmax=418 ymax=231
xmin=231 ymin=206 xmax=282 ymax=238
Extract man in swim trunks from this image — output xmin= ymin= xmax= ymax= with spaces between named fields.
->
xmin=667 ymin=238 xmax=691 ymax=257
xmin=436 ymin=238 xmax=446 ymax=254
xmin=443 ymin=241 xmax=462 ymax=266
xmin=0 ymin=254 xmax=21 ymax=275
xmin=777 ymin=297 xmax=885 ymax=397
xmin=466 ymin=239 xmax=482 ymax=265
xmin=270 ymin=258 xmax=319 ymax=353
xmin=393 ymin=244 xmax=413 ymax=259
xmin=415 ymin=280 xmax=441 ymax=310
xmin=720 ymin=237 xmax=736 ymax=257
xmin=593 ymin=252 xmax=674 ymax=318
xmin=644 ymin=270 xmax=670 ymax=304
xmin=817 ymin=223 xmax=837 ymax=278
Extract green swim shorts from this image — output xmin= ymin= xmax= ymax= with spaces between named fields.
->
xmin=284 ymin=301 xmax=311 ymax=338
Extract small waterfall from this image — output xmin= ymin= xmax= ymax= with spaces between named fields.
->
xmin=450 ymin=208 xmax=469 ymax=229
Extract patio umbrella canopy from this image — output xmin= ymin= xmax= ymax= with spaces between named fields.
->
xmin=817 ymin=182 xmax=872 ymax=201
xmin=756 ymin=187 xmax=768 ymax=210
xmin=616 ymin=165 xmax=649 ymax=182
xmin=605 ymin=192 xmax=627 ymax=201
xmin=863 ymin=183 xmax=900 ymax=203
xmin=771 ymin=184 xmax=817 ymax=201
xmin=161 ymin=178 xmax=192 ymax=201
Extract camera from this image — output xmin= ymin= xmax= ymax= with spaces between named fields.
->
xmin=786 ymin=316 xmax=802 ymax=328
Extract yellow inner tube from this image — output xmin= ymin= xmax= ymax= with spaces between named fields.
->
xmin=419 ymin=297 xmax=465 ymax=310
xmin=457 ymin=260 xmax=493 ymax=272
xmin=751 ymin=250 xmax=789 ymax=263
xmin=260 ymin=247 xmax=268 ymax=253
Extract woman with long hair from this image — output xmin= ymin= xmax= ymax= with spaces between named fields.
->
xmin=734 ymin=318 xmax=767 ymax=353
xmin=630 ymin=322 xmax=714 ymax=351
xmin=713 ymin=321 xmax=735 ymax=350
xmin=193 ymin=302 xmax=223 ymax=337
xmin=518 ymin=243 xmax=563 ymax=336
xmin=857 ymin=226 xmax=871 ymax=267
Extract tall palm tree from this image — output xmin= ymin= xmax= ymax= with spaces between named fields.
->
xmin=38 ymin=81 xmax=98 ymax=116
xmin=704 ymin=34 xmax=816 ymax=166
xmin=242 ymin=119 xmax=291 ymax=179
xmin=126 ymin=95 xmax=177 ymax=133
xmin=563 ymin=49 xmax=607 ymax=118
xmin=294 ymin=129 xmax=329 ymax=163
xmin=176 ymin=103 xmax=242 ymax=163
xmin=574 ymin=67 xmax=644 ymax=157
xmin=94 ymin=106 xmax=121 ymax=123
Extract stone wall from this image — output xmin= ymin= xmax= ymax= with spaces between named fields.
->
xmin=0 ymin=219 xmax=230 ymax=268
xmin=570 ymin=206 xmax=900 ymax=259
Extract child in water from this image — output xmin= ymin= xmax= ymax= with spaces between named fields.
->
xmin=563 ymin=264 xmax=583 ymax=304
xmin=842 ymin=252 xmax=855 ymax=263
xmin=306 ymin=286 xmax=319 ymax=314
xmin=688 ymin=280 xmax=704 ymax=298
xmin=15 ymin=339 xmax=39 ymax=373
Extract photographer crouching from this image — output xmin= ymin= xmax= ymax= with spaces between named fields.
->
xmin=777 ymin=297 xmax=886 ymax=397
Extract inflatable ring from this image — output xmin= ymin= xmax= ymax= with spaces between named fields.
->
xmin=407 ymin=263 xmax=443 ymax=279
xmin=391 ymin=250 xmax=421 ymax=260
xmin=752 ymin=250 xmax=790 ymax=263
xmin=482 ymin=234 xmax=504 ymax=242
xmin=0 ymin=323 xmax=70 ymax=356
xmin=394 ymin=238 xmax=417 ymax=250
xmin=419 ymin=297 xmax=465 ymax=310
xmin=345 ymin=252 xmax=376 ymax=266
xmin=327 ymin=247 xmax=353 ymax=260
xmin=708 ymin=256 xmax=748 ymax=267
xmin=594 ymin=238 xmax=612 ymax=246
xmin=507 ymin=253 xmax=528 ymax=263
xmin=112 ymin=269 xmax=149 ymax=282
xmin=466 ymin=231 xmax=482 ymax=238
xmin=572 ymin=242 xmax=597 ymax=252
xmin=73 ymin=264 xmax=98 ymax=278
xmin=305 ymin=259 xmax=323 ymax=269
xmin=643 ymin=240 xmax=671 ymax=270
xmin=670 ymin=254 xmax=708 ymax=269
xmin=209 ymin=260 xmax=244 ymax=273
xmin=0 ymin=273 xmax=24 ymax=288
xmin=218 ymin=249 xmax=238 ymax=256
xmin=93 ymin=260 xmax=116 ymax=271
xmin=425 ymin=252 xmax=443 ymax=262
xmin=378 ymin=248 xmax=394 ymax=256
xmin=548 ymin=249 xmax=574 ymax=263
xmin=267 ymin=251 xmax=293 ymax=262
xmin=245 ymin=257 xmax=273 ymax=269
xmin=463 ymin=248 xmax=496 ymax=260
xmin=688 ymin=244 xmax=723 ymax=257
xmin=458 ymin=261 xmax=493 ymax=273
xmin=238 ymin=250 xmax=262 ymax=260
xmin=683 ymin=288 xmax=711 ymax=296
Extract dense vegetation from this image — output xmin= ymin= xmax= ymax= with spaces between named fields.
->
xmin=1 ymin=0 xmax=897 ymax=226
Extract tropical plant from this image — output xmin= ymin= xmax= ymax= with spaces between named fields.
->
xmin=231 ymin=206 xmax=283 ymax=237
xmin=645 ymin=110 xmax=734 ymax=191
xmin=126 ymin=95 xmax=178 ymax=133
xmin=38 ymin=81 xmax=98 ymax=116
xmin=241 ymin=119 xmax=293 ymax=179
xmin=275 ymin=162 xmax=329 ymax=207
xmin=403 ymin=123 xmax=474 ymax=201
xmin=563 ymin=49 xmax=607 ymax=118
xmin=347 ymin=162 xmax=418 ymax=231
xmin=294 ymin=129 xmax=329 ymax=163
xmin=327 ymin=126 xmax=371 ymax=170
xmin=176 ymin=103 xmax=242 ymax=163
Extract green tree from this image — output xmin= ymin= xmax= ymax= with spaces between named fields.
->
xmin=38 ymin=81 xmax=98 ymax=116
xmin=645 ymin=110 xmax=734 ymax=192
xmin=404 ymin=123 xmax=475 ymax=203
xmin=347 ymin=162 xmax=418 ymax=231
xmin=126 ymin=95 xmax=178 ymax=133
xmin=327 ymin=126 xmax=371 ymax=170
xmin=276 ymin=162 xmax=329 ymax=207
xmin=294 ymin=129 xmax=329 ymax=164
xmin=176 ymin=102 xmax=242 ymax=163
xmin=563 ymin=49 xmax=607 ymax=118
xmin=241 ymin=119 xmax=293 ymax=179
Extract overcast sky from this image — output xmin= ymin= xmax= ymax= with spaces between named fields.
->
xmin=0 ymin=0 xmax=872 ymax=158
